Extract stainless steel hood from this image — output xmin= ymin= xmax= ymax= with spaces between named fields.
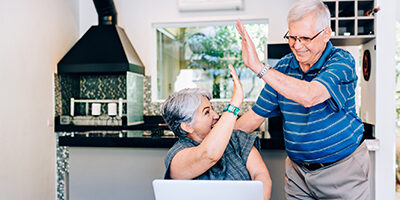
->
xmin=57 ymin=0 xmax=144 ymax=74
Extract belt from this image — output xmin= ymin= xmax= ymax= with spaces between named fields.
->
xmin=298 ymin=161 xmax=335 ymax=171
xmin=298 ymin=139 xmax=365 ymax=171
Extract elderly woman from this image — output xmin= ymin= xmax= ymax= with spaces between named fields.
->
xmin=161 ymin=65 xmax=272 ymax=200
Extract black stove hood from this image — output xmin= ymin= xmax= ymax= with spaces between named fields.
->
xmin=58 ymin=0 xmax=144 ymax=75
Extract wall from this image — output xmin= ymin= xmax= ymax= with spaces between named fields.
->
xmin=67 ymin=147 xmax=376 ymax=200
xmin=68 ymin=147 xmax=287 ymax=200
xmin=397 ymin=1 xmax=400 ymax=21
xmin=79 ymin=0 xmax=296 ymax=75
xmin=0 ymin=0 xmax=79 ymax=199
xmin=374 ymin=0 xmax=397 ymax=199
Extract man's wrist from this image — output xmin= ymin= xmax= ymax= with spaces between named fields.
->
xmin=257 ymin=63 xmax=271 ymax=79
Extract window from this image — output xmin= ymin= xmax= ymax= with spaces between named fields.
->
xmin=153 ymin=19 xmax=269 ymax=100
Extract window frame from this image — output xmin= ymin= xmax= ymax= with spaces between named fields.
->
xmin=151 ymin=18 xmax=269 ymax=102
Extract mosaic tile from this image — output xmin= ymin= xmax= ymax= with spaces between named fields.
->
xmin=59 ymin=75 xmax=79 ymax=116
xmin=79 ymin=75 xmax=127 ymax=114
xmin=143 ymin=76 xmax=255 ymax=116
xmin=54 ymin=74 xmax=62 ymax=116
xmin=57 ymin=74 xmax=255 ymax=117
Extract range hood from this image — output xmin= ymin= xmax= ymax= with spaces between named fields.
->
xmin=58 ymin=0 xmax=144 ymax=74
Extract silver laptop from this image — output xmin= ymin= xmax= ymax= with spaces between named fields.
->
xmin=152 ymin=179 xmax=263 ymax=200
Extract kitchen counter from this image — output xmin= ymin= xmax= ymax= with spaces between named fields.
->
xmin=57 ymin=133 xmax=286 ymax=149
xmin=55 ymin=116 xmax=374 ymax=150
xmin=55 ymin=115 xmax=286 ymax=149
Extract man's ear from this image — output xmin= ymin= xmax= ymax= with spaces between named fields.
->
xmin=180 ymin=122 xmax=193 ymax=134
xmin=323 ymin=27 xmax=332 ymax=42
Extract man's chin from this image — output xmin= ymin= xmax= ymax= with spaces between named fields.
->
xmin=294 ymin=54 xmax=308 ymax=62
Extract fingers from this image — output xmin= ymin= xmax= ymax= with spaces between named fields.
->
xmin=228 ymin=64 xmax=244 ymax=107
xmin=235 ymin=18 xmax=249 ymax=40
xmin=228 ymin=64 xmax=240 ymax=85
xmin=235 ymin=19 xmax=244 ymax=37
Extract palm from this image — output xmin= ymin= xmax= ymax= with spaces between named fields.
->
xmin=228 ymin=64 xmax=243 ymax=107
xmin=235 ymin=19 xmax=262 ymax=73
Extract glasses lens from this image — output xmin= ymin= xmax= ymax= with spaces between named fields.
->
xmin=289 ymin=36 xmax=296 ymax=43
xmin=299 ymin=37 xmax=311 ymax=45
xmin=285 ymin=35 xmax=295 ymax=43
xmin=285 ymin=28 xmax=324 ymax=45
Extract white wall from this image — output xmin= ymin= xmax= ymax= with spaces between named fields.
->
xmin=66 ymin=147 xmax=376 ymax=200
xmin=0 ymin=0 xmax=79 ymax=199
xmin=68 ymin=147 xmax=287 ymax=200
xmin=374 ymin=0 xmax=397 ymax=199
xmin=79 ymin=0 xmax=296 ymax=75
xmin=397 ymin=0 xmax=400 ymax=21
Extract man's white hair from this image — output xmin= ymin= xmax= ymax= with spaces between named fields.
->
xmin=287 ymin=0 xmax=331 ymax=32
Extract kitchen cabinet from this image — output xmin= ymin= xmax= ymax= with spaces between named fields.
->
xmin=323 ymin=0 xmax=376 ymax=46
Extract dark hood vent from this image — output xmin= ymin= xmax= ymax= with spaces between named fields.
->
xmin=58 ymin=0 xmax=144 ymax=74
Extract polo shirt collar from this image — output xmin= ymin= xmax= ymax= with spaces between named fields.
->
xmin=289 ymin=41 xmax=335 ymax=72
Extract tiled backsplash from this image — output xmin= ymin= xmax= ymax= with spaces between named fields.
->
xmin=142 ymin=76 xmax=256 ymax=116
xmin=55 ymin=74 xmax=256 ymax=117
xmin=56 ymin=74 xmax=127 ymax=116
xmin=79 ymin=75 xmax=126 ymax=100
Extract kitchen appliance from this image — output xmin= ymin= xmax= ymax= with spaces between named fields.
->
xmin=57 ymin=0 xmax=144 ymax=74
xmin=108 ymin=103 xmax=117 ymax=116
xmin=360 ymin=39 xmax=376 ymax=124
xmin=92 ymin=103 xmax=101 ymax=116
xmin=57 ymin=0 xmax=144 ymax=126
xmin=69 ymin=98 xmax=127 ymax=126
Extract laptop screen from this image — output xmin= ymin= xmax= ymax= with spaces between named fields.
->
xmin=152 ymin=179 xmax=263 ymax=200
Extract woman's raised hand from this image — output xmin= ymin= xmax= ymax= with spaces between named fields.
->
xmin=228 ymin=64 xmax=243 ymax=108
xmin=235 ymin=19 xmax=264 ymax=74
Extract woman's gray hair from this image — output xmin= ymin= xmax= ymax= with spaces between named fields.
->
xmin=161 ymin=88 xmax=212 ymax=138
xmin=287 ymin=0 xmax=331 ymax=32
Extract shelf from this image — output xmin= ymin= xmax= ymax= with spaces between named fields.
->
xmin=358 ymin=19 xmax=374 ymax=35
xmin=338 ymin=19 xmax=355 ymax=35
xmin=339 ymin=1 xmax=355 ymax=17
xmin=331 ymin=35 xmax=375 ymax=46
xmin=357 ymin=0 xmax=374 ymax=16
xmin=323 ymin=0 xmax=375 ymax=43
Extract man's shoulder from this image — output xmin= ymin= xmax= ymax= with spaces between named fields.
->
xmin=279 ymin=53 xmax=295 ymax=63
xmin=273 ymin=53 xmax=294 ymax=70
xmin=327 ymin=47 xmax=355 ymax=64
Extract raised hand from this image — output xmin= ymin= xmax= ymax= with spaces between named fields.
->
xmin=235 ymin=19 xmax=264 ymax=74
xmin=228 ymin=64 xmax=244 ymax=108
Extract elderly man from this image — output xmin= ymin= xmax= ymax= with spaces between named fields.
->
xmin=234 ymin=0 xmax=369 ymax=199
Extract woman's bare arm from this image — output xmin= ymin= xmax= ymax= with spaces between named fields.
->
xmin=246 ymin=146 xmax=272 ymax=200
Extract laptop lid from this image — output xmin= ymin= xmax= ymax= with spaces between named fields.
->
xmin=152 ymin=179 xmax=263 ymax=200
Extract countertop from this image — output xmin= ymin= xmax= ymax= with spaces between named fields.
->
xmin=57 ymin=132 xmax=286 ymax=149
xmin=55 ymin=116 xmax=374 ymax=150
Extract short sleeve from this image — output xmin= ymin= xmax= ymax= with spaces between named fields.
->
xmin=313 ymin=50 xmax=357 ymax=112
xmin=230 ymin=130 xmax=261 ymax=165
xmin=164 ymin=139 xmax=196 ymax=179
xmin=252 ymin=83 xmax=280 ymax=118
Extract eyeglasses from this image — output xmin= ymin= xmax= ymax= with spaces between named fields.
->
xmin=283 ymin=28 xmax=326 ymax=45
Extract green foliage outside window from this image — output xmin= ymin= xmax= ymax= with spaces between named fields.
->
xmin=183 ymin=24 xmax=267 ymax=98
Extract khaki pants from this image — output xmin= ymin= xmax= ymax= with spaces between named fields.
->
xmin=285 ymin=141 xmax=370 ymax=200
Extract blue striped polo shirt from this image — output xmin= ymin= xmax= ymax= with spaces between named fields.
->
xmin=253 ymin=41 xmax=364 ymax=164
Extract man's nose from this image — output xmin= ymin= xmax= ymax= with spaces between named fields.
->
xmin=293 ymin=38 xmax=304 ymax=49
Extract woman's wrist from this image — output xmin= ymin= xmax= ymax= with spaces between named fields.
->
xmin=229 ymin=100 xmax=241 ymax=108
xmin=223 ymin=104 xmax=240 ymax=116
